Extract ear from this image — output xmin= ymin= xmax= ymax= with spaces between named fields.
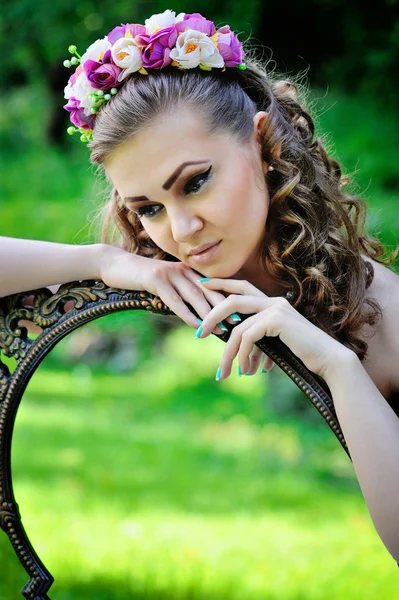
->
xmin=253 ymin=111 xmax=281 ymax=175
xmin=253 ymin=111 xmax=269 ymax=142
xmin=253 ymin=111 xmax=271 ymax=176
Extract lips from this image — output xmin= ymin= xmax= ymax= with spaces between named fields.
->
xmin=188 ymin=241 xmax=221 ymax=256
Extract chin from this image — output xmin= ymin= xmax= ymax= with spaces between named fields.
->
xmin=200 ymin=264 xmax=243 ymax=279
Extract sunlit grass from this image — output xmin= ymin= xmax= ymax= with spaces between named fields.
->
xmin=0 ymin=325 xmax=397 ymax=599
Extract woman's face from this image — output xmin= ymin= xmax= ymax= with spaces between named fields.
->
xmin=104 ymin=109 xmax=271 ymax=279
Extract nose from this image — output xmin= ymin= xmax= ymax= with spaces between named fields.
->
xmin=169 ymin=207 xmax=204 ymax=243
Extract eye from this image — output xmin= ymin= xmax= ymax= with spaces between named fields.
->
xmin=183 ymin=165 xmax=212 ymax=195
xmin=135 ymin=204 xmax=163 ymax=219
xmin=134 ymin=166 xmax=212 ymax=220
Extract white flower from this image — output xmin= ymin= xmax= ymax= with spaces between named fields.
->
xmin=64 ymin=80 xmax=74 ymax=100
xmin=69 ymin=72 xmax=97 ymax=114
xmin=145 ymin=9 xmax=182 ymax=34
xmin=111 ymin=37 xmax=143 ymax=81
xmin=169 ymin=29 xmax=224 ymax=69
xmin=80 ymin=36 xmax=112 ymax=66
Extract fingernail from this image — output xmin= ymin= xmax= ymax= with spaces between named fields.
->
xmin=230 ymin=313 xmax=241 ymax=322
xmin=238 ymin=365 xmax=243 ymax=376
xmin=198 ymin=277 xmax=212 ymax=282
xmin=217 ymin=322 xmax=228 ymax=332
xmin=196 ymin=318 xmax=203 ymax=324
xmin=215 ymin=367 xmax=221 ymax=381
xmin=261 ymin=368 xmax=268 ymax=373
xmin=194 ymin=325 xmax=203 ymax=339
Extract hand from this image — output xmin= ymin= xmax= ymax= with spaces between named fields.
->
xmin=196 ymin=277 xmax=354 ymax=381
xmin=99 ymin=245 xmax=238 ymax=335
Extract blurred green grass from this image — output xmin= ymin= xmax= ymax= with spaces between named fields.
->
xmin=1 ymin=82 xmax=399 ymax=598
xmin=1 ymin=326 xmax=398 ymax=599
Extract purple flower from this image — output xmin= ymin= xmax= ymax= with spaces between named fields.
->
xmin=136 ymin=25 xmax=178 ymax=69
xmin=216 ymin=26 xmax=246 ymax=67
xmin=64 ymin=97 xmax=95 ymax=130
xmin=83 ymin=49 xmax=122 ymax=90
xmin=176 ymin=13 xmax=216 ymax=36
xmin=107 ymin=22 xmax=146 ymax=45
xmin=142 ymin=44 xmax=172 ymax=69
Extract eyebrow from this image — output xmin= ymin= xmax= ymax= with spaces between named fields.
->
xmin=124 ymin=160 xmax=210 ymax=203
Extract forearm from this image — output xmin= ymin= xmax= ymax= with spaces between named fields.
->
xmin=0 ymin=236 xmax=105 ymax=297
xmin=324 ymin=352 xmax=399 ymax=562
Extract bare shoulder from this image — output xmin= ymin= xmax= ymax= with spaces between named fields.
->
xmin=358 ymin=255 xmax=399 ymax=398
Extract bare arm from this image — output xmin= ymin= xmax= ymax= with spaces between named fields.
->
xmin=0 ymin=236 xmax=105 ymax=297
xmin=324 ymin=353 xmax=399 ymax=563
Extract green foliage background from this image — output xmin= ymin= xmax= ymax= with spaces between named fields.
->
xmin=1 ymin=2 xmax=399 ymax=598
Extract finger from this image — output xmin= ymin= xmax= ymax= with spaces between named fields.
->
xmin=197 ymin=294 xmax=268 ymax=338
xmin=238 ymin=319 xmax=274 ymax=375
xmin=156 ymin=283 xmax=211 ymax=330
xmin=245 ymin=345 xmax=265 ymax=376
xmin=185 ymin=272 xmax=238 ymax=326
xmin=185 ymin=270 xmax=231 ymax=308
xmin=170 ymin=276 xmax=225 ymax=335
xmin=217 ymin=314 xmax=260 ymax=379
xmin=262 ymin=355 xmax=276 ymax=372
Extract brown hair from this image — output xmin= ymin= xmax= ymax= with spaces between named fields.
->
xmin=87 ymin=52 xmax=399 ymax=361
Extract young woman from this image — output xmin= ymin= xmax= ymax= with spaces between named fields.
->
xmin=2 ymin=9 xmax=399 ymax=564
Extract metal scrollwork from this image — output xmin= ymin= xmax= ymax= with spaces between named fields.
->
xmin=0 ymin=279 xmax=350 ymax=599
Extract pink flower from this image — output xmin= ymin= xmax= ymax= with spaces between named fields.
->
xmin=83 ymin=49 xmax=122 ymax=90
xmin=136 ymin=25 xmax=178 ymax=69
xmin=69 ymin=65 xmax=84 ymax=87
xmin=216 ymin=25 xmax=246 ymax=67
xmin=176 ymin=13 xmax=216 ymax=36
xmin=64 ymin=97 xmax=95 ymax=130
xmin=107 ymin=23 xmax=146 ymax=45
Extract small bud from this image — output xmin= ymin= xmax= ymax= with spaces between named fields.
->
xmin=104 ymin=94 xmax=111 ymax=101
xmin=237 ymin=62 xmax=247 ymax=70
xmin=97 ymin=90 xmax=104 ymax=97
xmin=80 ymin=134 xmax=87 ymax=142
xmin=70 ymin=57 xmax=78 ymax=65
xmin=67 ymin=126 xmax=76 ymax=135
xmin=68 ymin=45 xmax=77 ymax=54
xmin=63 ymin=60 xmax=71 ymax=68
xmin=110 ymin=88 xmax=118 ymax=95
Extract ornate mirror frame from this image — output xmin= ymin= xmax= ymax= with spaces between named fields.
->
xmin=0 ymin=280 xmax=350 ymax=599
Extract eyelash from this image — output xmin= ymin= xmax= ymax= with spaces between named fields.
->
xmin=134 ymin=166 xmax=212 ymax=220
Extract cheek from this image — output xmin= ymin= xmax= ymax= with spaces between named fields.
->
xmin=141 ymin=220 xmax=178 ymax=256
xmin=221 ymin=163 xmax=268 ymax=223
xmin=137 ymin=219 xmax=162 ymax=245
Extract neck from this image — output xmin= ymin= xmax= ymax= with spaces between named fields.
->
xmin=232 ymin=254 xmax=288 ymax=298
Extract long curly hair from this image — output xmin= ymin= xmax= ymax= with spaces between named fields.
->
xmin=87 ymin=51 xmax=399 ymax=362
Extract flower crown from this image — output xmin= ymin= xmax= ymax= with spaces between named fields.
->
xmin=63 ymin=9 xmax=247 ymax=144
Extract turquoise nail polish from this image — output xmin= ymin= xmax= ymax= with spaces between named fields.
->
xmin=215 ymin=367 xmax=221 ymax=381
xmin=245 ymin=373 xmax=251 ymax=376
xmin=238 ymin=365 xmax=243 ymax=376
xmin=261 ymin=368 xmax=268 ymax=373
xmin=230 ymin=313 xmax=241 ymax=321
xmin=194 ymin=325 xmax=203 ymax=339
xmin=198 ymin=277 xmax=212 ymax=282
xmin=196 ymin=318 xmax=203 ymax=324
xmin=217 ymin=322 xmax=228 ymax=332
